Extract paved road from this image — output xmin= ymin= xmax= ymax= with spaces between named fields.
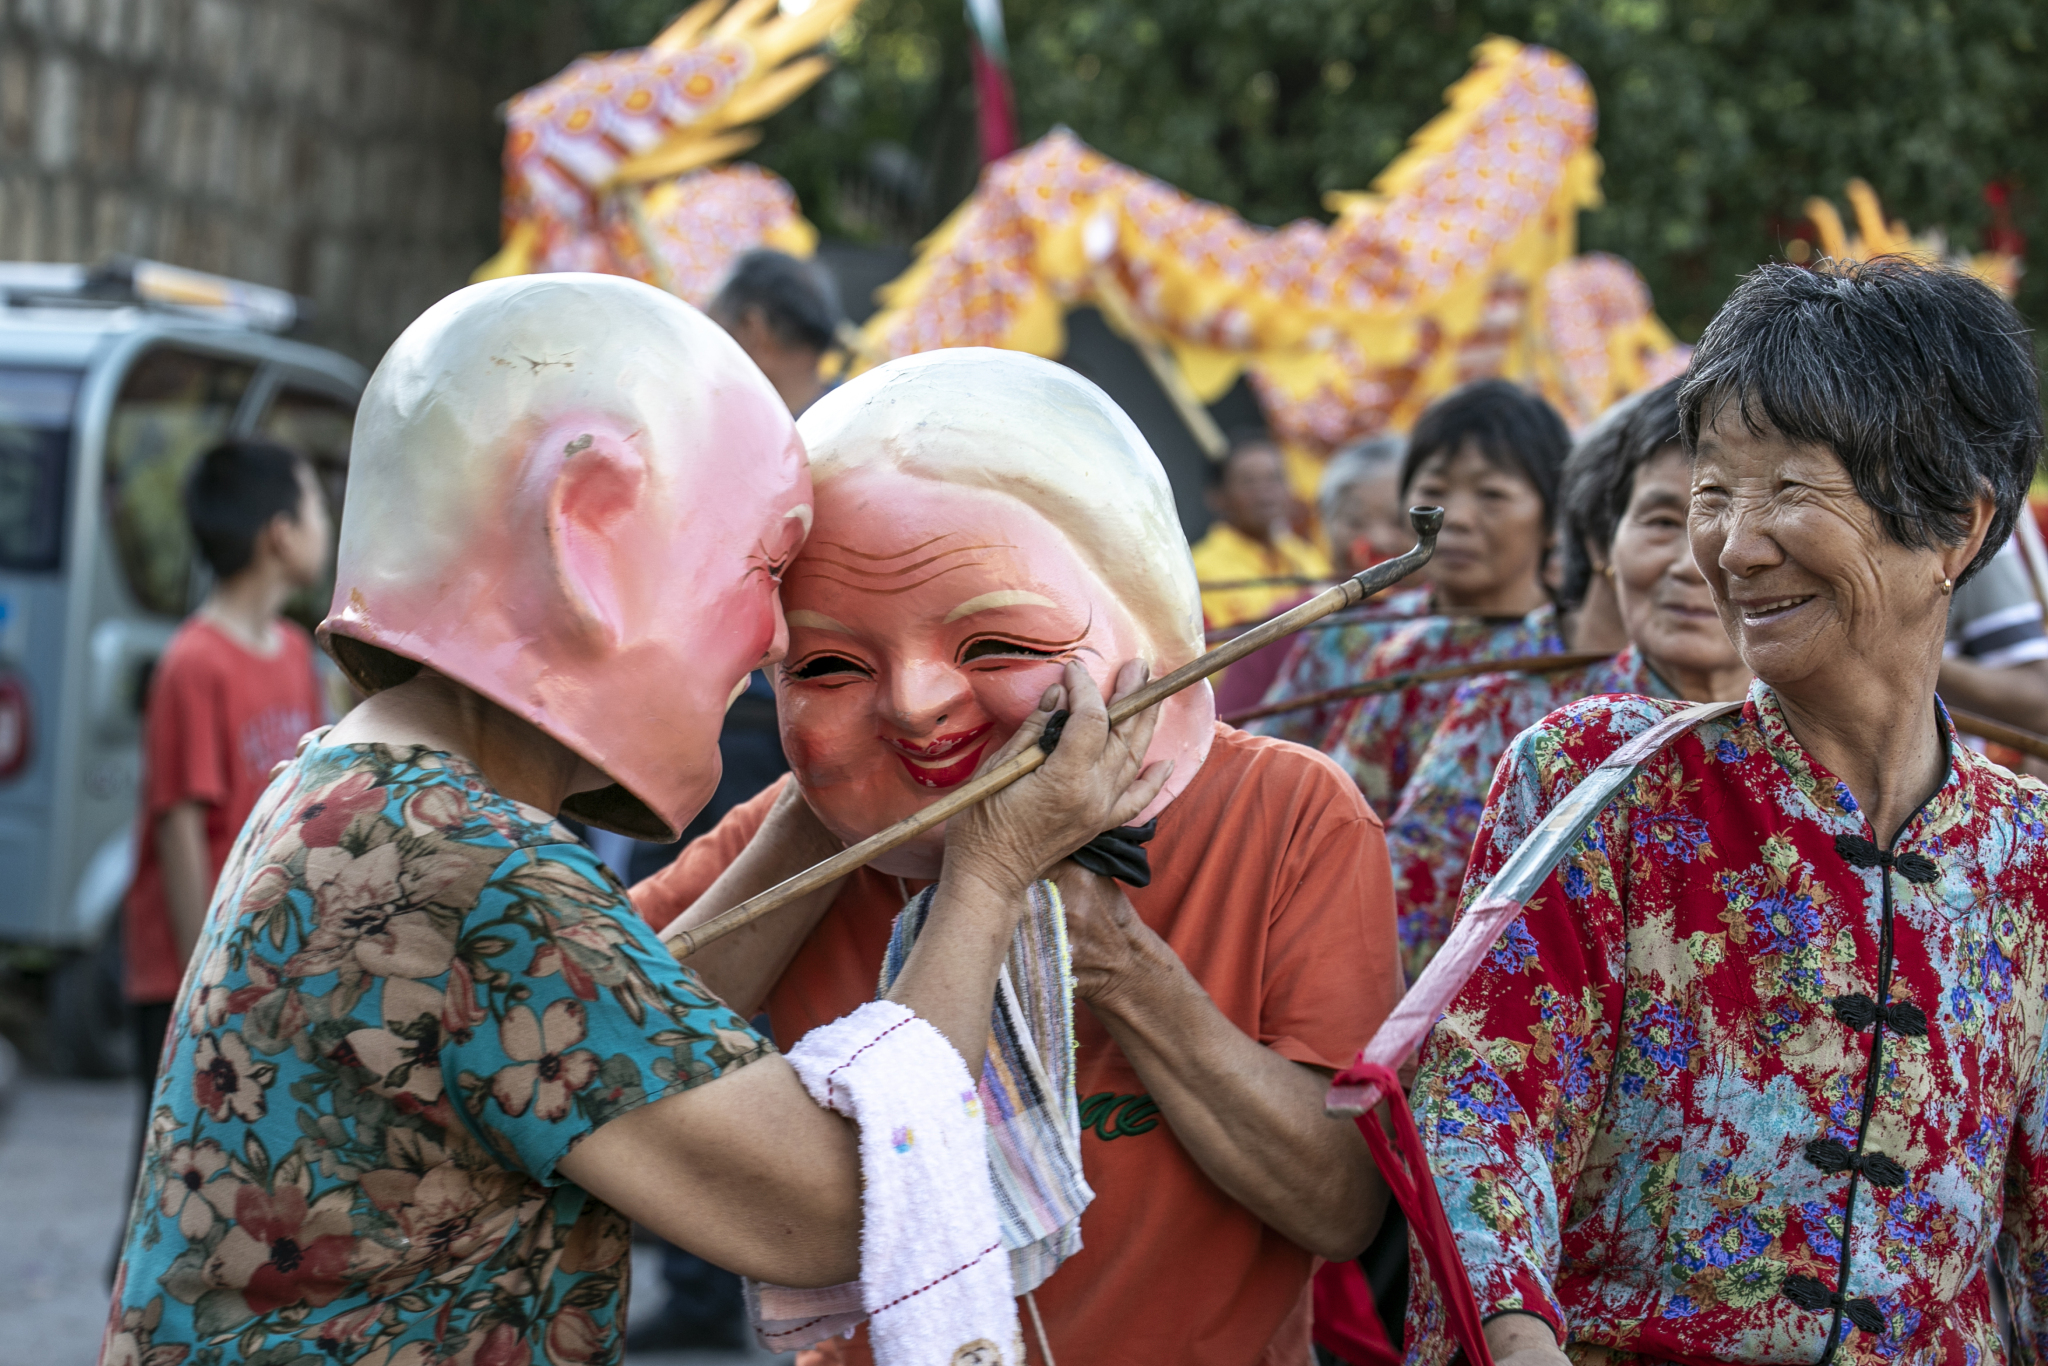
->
xmin=0 ymin=1076 xmax=137 ymax=1366
xmin=0 ymin=1075 xmax=788 ymax=1366
xmin=626 ymin=1243 xmax=793 ymax=1366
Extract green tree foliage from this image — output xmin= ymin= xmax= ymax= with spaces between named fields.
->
xmin=729 ymin=0 xmax=2044 ymax=340
xmin=489 ymin=0 xmax=2044 ymax=339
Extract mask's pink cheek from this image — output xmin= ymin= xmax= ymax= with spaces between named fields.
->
xmin=969 ymin=664 xmax=1067 ymax=732
xmin=778 ymin=688 xmax=882 ymax=786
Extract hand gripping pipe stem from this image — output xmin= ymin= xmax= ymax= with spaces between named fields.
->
xmin=666 ymin=506 xmax=1446 ymax=959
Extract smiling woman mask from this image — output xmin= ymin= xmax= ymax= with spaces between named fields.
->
xmin=775 ymin=348 xmax=1216 ymax=876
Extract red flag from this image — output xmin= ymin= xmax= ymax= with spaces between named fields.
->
xmin=965 ymin=0 xmax=1017 ymax=164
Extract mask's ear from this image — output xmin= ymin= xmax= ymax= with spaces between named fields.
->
xmin=546 ymin=427 xmax=647 ymax=647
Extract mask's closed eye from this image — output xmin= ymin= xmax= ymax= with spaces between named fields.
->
xmin=960 ymin=637 xmax=1064 ymax=663
xmin=788 ymin=653 xmax=871 ymax=680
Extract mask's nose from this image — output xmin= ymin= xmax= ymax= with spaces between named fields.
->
xmin=880 ymin=658 xmax=973 ymax=737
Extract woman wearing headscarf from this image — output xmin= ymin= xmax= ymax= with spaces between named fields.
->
xmin=1385 ymin=377 xmax=1748 ymax=980
xmin=1409 ymin=258 xmax=2048 ymax=1366
xmin=1323 ymin=380 xmax=1571 ymax=812
xmin=634 ymin=349 xmax=1401 ymax=1366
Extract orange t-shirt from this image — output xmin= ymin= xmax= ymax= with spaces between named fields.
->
xmin=633 ymin=724 xmax=1402 ymax=1366
xmin=124 ymin=617 xmax=325 ymax=1003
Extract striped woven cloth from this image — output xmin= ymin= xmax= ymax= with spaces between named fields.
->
xmin=879 ymin=879 xmax=1093 ymax=1294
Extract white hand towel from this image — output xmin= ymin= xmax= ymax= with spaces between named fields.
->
xmin=749 ymin=1000 xmax=1024 ymax=1365
xmin=880 ymin=881 xmax=1091 ymax=1293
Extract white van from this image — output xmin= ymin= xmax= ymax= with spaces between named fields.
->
xmin=0 ymin=259 xmax=364 ymax=1073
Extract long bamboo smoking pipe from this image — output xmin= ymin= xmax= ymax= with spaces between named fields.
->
xmin=665 ymin=505 xmax=1446 ymax=959
xmin=1220 ymin=650 xmax=1614 ymax=726
xmin=1197 ymin=573 xmax=1331 ymax=591
xmin=1204 ymin=607 xmax=1428 ymax=644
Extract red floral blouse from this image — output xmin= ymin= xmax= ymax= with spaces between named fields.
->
xmin=1408 ymin=681 xmax=2048 ymax=1366
xmin=1386 ymin=647 xmax=1672 ymax=980
xmin=1324 ymin=604 xmax=1561 ymax=812
xmin=1244 ymin=587 xmax=1432 ymax=747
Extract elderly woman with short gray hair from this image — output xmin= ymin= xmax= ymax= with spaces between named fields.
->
xmin=1408 ymin=257 xmax=2048 ymax=1366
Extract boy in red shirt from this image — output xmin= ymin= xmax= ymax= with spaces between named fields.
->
xmin=123 ymin=438 xmax=331 ymax=1087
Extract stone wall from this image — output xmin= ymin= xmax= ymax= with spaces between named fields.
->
xmin=0 ymin=0 xmax=518 ymax=363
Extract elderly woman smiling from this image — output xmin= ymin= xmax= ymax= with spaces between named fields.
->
xmin=1407 ymin=257 xmax=2048 ymax=1366
xmin=1384 ymin=375 xmax=1750 ymax=981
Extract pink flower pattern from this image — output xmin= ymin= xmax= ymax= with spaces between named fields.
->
xmin=490 ymin=1001 xmax=601 ymax=1120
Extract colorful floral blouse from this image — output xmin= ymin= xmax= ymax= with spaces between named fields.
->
xmin=1325 ymin=603 xmax=1562 ymax=812
xmin=1408 ymin=680 xmax=2048 ymax=1366
xmin=1386 ymin=647 xmax=1672 ymax=980
xmin=102 ymin=742 xmax=771 ymax=1366
xmin=1243 ymin=587 xmax=1432 ymax=747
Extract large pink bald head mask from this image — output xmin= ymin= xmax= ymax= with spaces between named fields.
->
xmin=320 ymin=273 xmax=811 ymax=841
xmin=779 ymin=348 xmax=1214 ymax=878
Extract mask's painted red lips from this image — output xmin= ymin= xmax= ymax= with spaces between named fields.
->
xmin=885 ymin=723 xmax=995 ymax=790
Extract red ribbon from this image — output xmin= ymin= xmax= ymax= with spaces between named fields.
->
xmin=1338 ymin=1060 xmax=1496 ymax=1366
xmin=1312 ymin=1258 xmax=1400 ymax=1366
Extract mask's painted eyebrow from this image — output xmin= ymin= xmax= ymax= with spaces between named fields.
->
xmin=811 ymin=532 xmax=953 ymax=562
xmin=955 ymin=609 xmax=1094 ymax=659
xmin=786 ymin=610 xmax=854 ymax=633
xmin=943 ymin=590 xmax=1060 ymax=623
xmin=796 ymin=536 xmax=1018 ymax=596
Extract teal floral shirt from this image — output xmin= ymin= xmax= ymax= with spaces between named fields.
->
xmin=102 ymin=743 xmax=772 ymax=1366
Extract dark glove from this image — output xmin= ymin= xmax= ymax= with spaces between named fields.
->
xmin=1036 ymin=708 xmax=1158 ymax=886
xmin=1070 ymin=818 xmax=1158 ymax=888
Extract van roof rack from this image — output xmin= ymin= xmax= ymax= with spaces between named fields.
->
xmin=0 ymin=257 xmax=302 ymax=333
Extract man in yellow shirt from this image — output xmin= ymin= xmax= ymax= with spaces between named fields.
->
xmin=1190 ymin=432 xmax=1332 ymax=628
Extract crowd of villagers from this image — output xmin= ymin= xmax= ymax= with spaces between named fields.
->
xmin=97 ymin=250 xmax=2048 ymax=1366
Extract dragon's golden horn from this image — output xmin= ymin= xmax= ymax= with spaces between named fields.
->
xmin=709 ymin=0 xmax=780 ymax=41
xmin=652 ymin=0 xmax=727 ymax=53
xmin=1803 ymin=196 xmax=1850 ymax=261
xmin=704 ymin=55 xmax=834 ymax=133
xmin=608 ymin=129 xmax=763 ymax=187
xmin=752 ymin=0 xmax=863 ymax=68
xmin=1844 ymin=179 xmax=1899 ymax=256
